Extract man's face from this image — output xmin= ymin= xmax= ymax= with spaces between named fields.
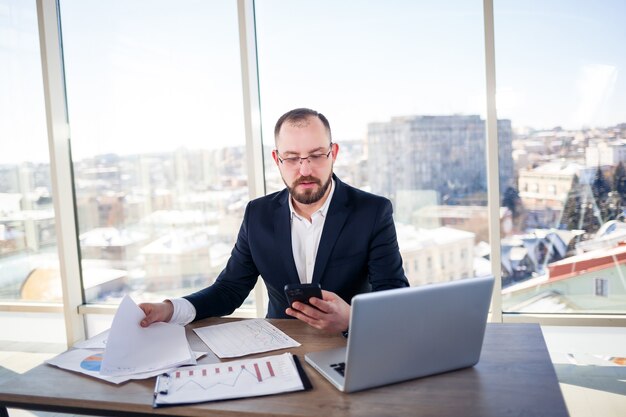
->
xmin=272 ymin=116 xmax=337 ymax=205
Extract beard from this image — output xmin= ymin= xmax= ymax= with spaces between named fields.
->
xmin=285 ymin=173 xmax=333 ymax=205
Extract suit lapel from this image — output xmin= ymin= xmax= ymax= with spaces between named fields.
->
xmin=312 ymin=176 xmax=350 ymax=285
xmin=274 ymin=190 xmax=300 ymax=284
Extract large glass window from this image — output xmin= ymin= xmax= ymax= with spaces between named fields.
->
xmin=7 ymin=0 xmax=626 ymax=338
xmin=256 ymin=0 xmax=494 ymax=287
xmin=495 ymin=0 xmax=626 ymax=313
xmin=0 ymin=0 xmax=64 ymax=305
xmin=59 ymin=1 xmax=249 ymax=309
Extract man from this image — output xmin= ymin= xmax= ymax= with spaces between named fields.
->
xmin=139 ymin=108 xmax=408 ymax=334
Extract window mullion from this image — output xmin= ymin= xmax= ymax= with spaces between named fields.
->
xmin=483 ymin=0 xmax=503 ymax=322
xmin=37 ymin=0 xmax=86 ymax=346
xmin=238 ymin=0 xmax=267 ymax=318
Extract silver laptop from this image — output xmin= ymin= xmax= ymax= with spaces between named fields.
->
xmin=305 ymin=275 xmax=494 ymax=393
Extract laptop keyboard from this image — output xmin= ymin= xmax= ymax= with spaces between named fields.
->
xmin=330 ymin=362 xmax=346 ymax=376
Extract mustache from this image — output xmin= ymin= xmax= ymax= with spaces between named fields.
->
xmin=293 ymin=176 xmax=321 ymax=186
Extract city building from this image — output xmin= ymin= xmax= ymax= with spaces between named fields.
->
xmin=517 ymin=160 xmax=595 ymax=226
xmin=20 ymin=264 xmax=128 ymax=303
xmin=396 ymin=224 xmax=475 ymax=286
xmin=140 ymin=229 xmax=229 ymax=293
xmin=500 ymin=229 xmax=582 ymax=285
xmin=411 ymin=205 xmax=511 ymax=242
xmin=503 ymin=242 xmax=626 ymax=313
xmin=367 ymin=115 xmax=513 ymax=206
xmin=576 ymin=220 xmax=626 ymax=252
xmin=586 ymin=140 xmax=626 ymax=167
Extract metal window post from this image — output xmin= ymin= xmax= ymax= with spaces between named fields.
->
xmin=36 ymin=0 xmax=86 ymax=345
xmin=237 ymin=0 xmax=267 ymax=318
xmin=483 ymin=0 xmax=503 ymax=322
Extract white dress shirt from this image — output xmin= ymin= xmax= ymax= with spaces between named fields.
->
xmin=166 ymin=179 xmax=335 ymax=326
xmin=289 ymin=179 xmax=335 ymax=284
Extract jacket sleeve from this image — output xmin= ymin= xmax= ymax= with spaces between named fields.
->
xmin=183 ymin=203 xmax=259 ymax=320
xmin=368 ymin=199 xmax=409 ymax=291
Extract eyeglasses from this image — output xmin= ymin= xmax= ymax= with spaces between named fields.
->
xmin=276 ymin=144 xmax=333 ymax=169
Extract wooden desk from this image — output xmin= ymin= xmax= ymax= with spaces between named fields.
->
xmin=0 ymin=320 xmax=569 ymax=417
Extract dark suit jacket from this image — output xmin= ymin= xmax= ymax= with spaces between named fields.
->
xmin=185 ymin=175 xmax=408 ymax=320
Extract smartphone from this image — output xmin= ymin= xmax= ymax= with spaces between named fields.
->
xmin=284 ymin=283 xmax=322 ymax=307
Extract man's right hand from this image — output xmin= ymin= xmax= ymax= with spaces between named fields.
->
xmin=138 ymin=301 xmax=174 ymax=327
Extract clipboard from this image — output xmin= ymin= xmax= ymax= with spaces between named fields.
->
xmin=153 ymin=353 xmax=312 ymax=407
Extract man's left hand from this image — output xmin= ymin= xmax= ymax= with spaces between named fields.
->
xmin=286 ymin=289 xmax=350 ymax=333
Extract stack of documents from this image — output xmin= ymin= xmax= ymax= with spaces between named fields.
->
xmin=47 ymin=295 xmax=199 ymax=384
xmin=150 ymin=319 xmax=310 ymax=405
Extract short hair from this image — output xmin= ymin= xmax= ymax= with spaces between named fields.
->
xmin=274 ymin=108 xmax=332 ymax=144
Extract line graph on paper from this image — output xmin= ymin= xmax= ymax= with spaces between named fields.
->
xmin=154 ymin=353 xmax=304 ymax=405
xmin=174 ymin=361 xmax=274 ymax=392
xmin=193 ymin=319 xmax=300 ymax=358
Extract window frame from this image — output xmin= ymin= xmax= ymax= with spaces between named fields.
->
xmin=2 ymin=0 xmax=624 ymax=347
xmin=594 ymin=278 xmax=609 ymax=298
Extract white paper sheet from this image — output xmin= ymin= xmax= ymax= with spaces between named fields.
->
xmin=551 ymin=351 xmax=626 ymax=366
xmin=46 ymin=349 xmax=208 ymax=384
xmin=153 ymin=352 xmax=305 ymax=406
xmin=193 ymin=319 xmax=300 ymax=358
xmin=100 ymin=295 xmax=196 ymax=376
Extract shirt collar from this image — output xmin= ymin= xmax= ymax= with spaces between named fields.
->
xmin=289 ymin=178 xmax=335 ymax=221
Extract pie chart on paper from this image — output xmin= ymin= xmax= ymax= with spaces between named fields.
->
xmin=80 ymin=353 xmax=104 ymax=372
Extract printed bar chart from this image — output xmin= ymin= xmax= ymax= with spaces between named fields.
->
xmin=153 ymin=353 xmax=306 ymax=406
xmin=172 ymin=361 xmax=275 ymax=384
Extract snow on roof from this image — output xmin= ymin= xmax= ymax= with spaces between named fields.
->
xmin=396 ymin=224 xmax=475 ymax=252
